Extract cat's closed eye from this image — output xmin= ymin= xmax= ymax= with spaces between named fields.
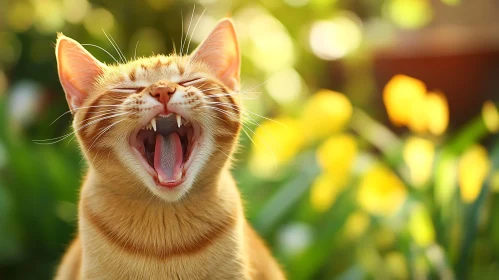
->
xmin=113 ymin=87 xmax=145 ymax=93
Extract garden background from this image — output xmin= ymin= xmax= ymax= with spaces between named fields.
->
xmin=1 ymin=0 xmax=499 ymax=279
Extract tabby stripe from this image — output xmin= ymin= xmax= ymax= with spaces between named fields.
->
xmin=82 ymin=201 xmax=237 ymax=259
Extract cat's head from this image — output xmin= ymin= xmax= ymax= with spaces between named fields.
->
xmin=55 ymin=19 xmax=242 ymax=202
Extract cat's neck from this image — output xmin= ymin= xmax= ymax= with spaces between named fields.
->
xmin=79 ymin=167 xmax=242 ymax=259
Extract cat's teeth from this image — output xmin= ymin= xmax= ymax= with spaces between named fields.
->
xmin=176 ymin=114 xmax=182 ymax=128
xmin=151 ymin=118 xmax=157 ymax=132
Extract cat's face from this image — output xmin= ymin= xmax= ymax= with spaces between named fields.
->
xmin=56 ymin=19 xmax=241 ymax=202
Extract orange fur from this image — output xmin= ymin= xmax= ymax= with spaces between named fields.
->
xmin=54 ymin=19 xmax=285 ymax=279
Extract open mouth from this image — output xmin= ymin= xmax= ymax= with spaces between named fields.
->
xmin=130 ymin=114 xmax=201 ymax=189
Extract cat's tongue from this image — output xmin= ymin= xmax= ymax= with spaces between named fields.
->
xmin=154 ymin=133 xmax=183 ymax=183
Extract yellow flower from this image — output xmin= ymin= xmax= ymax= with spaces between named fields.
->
xmin=310 ymin=173 xmax=348 ymax=212
xmin=383 ymin=75 xmax=449 ymax=135
xmin=458 ymin=145 xmax=490 ymax=203
xmin=357 ymin=164 xmax=407 ymax=216
xmin=316 ymin=133 xmax=357 ymax=181
xmin=383 ymin=75 xmax=426 ymax=127
xmin=482 ymin=101 xmax=499 ymax=133
xmin=301 ymin=89 xmax=352 ymax=143
xmin=343 ymin=211 xmax=370 ymax=239
xmin=403 ymin=137 xmax=435 ymax=187
xmin=249 ymin=117 xmax=303 ymax=178
xmin=408 ymin=204 xmax=435 ymax=247
xmin=425 ymin=91 xmax=449 ymax=135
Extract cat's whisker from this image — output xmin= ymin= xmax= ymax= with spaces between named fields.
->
xmin=181 ymin=5 xmax=196 ymax=57
xmin=48 ymin=104 xmax=123 ymax=125
xmin=185 ymin=7 xmax=207 ymax=71
xmin=204 ymin=102 xmax=259 ymax=126
xmin=206 ymin=101 xmax=287 ymax=128
xmin=81 ymin=44 xmax=119 ymax=64
xmin=180 ymin=10 xmax=185 ymax=57
xmin=35 ymin=112 xmax=130 ymax=145
xmin=103 ymin=29 xmax=127 ymax=63
xmin=74 ymin=110 xmax=124 ymax=126
xmin=87 ymin=119 xmax=127 ymax=155
xmin=134 ymin=41 xmax=140 ymax=60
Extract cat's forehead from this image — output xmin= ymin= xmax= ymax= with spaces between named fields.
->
xmin=102 ymin=55 xmax=194 ymax=88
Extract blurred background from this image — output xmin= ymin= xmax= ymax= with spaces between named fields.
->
xmin=1 ymin=0 xmax=499 ymax=279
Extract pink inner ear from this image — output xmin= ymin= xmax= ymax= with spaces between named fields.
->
xmin=56 ymin=35 xmax=105 ymax=110
xmin=190 ymin=19 xmax=241 ymax=91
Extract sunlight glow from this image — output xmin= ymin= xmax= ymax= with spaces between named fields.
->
xmin=83 ymin=8 xmax=115 ymax=38
xmin=309 ymin=14 xmax=362 ymax=60
xmin=6 ymin=1 xmax=34 ymax=32
xmin=63 ymin=0 xmax=88 ymax=24
xmin=386 ymin=0 xmax=433 ymax=29
xmin=265 ymin=68 xmax=302 ymax=105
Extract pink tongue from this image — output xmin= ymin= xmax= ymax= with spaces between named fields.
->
xmin=154 ymin=133 xmax=183 ymax=183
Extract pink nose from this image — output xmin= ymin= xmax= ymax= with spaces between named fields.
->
xmin=149 ymin=81 xmax=176 ymax=105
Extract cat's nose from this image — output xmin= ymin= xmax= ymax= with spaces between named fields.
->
xmin=149 ymin=81 xmax=176 ymax=104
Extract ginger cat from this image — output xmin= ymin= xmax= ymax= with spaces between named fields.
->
xmin=54 ymin=19 xmax=285 ymax=280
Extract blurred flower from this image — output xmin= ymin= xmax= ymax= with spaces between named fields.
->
xmin=33 ymin=0 xmax=65 ymax=33
xmin=8 ymin=80 xmax=44 ymax=128
xmin=408 ymin=204 xmax=435 ymax=247
xmin=249 ymin=117 xmax=303 ymax=178
xmin=316 ymin=133 xmax=357 ymax=182
xmin=383 ymin=75 xmax=426 ymax=127
xmin=343 ymin=211 xmax=370 ymax=239
xmin=310 ymin=173 xmax=348 ymax=212
xmin=425 ymin=91 xmax=449 ymax=135
xmin=403 ymin=136 xmax=434 ymax=187
xmin=277 ymin=222 xmax=313 ymax=256
xmin=357 ymin=164 xmax=407 ymax=216
xmin=265 ymin=68 xmax=303 ymax=105
xmin=309 ymin=13 xmax=362 ymax=60
xmin=63 ymin=0 xmax=88 ymax=24
xmin=482 ymin=101 xmax=499 ymax=133
xmin=84 ymin=8 xmax=115 ymax=38
xmin=385 ymin=252 xmax=408 ymax=279
xmin=301 ymin=89 xmax=352 ymax=143
xmin=458 ymin=145 xmax=490 ymax=203
xmin=7 ymin=1 xmax=34 ymax=32
xmin=385 ymin=0 xmax=433 ymax=29
xmin=383 ymin=75 xmax=449 ymax=135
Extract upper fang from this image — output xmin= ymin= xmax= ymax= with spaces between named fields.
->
xmin=151 ymin=118 xmax=157 ymax=131
xmin=176 ymin=114 xmax=182 ymax=128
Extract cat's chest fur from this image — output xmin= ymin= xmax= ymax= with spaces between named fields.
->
xmin=77 ymin=170 xmax=250 ymax=280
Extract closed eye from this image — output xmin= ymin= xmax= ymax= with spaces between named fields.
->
xmin=179 ymin=78 xmax=203 ymax=86
xmin=112 ymin=87 xmax=145 ymax=93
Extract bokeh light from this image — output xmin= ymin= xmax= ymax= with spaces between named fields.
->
xmin=482 ymin=101 xmax=499 ymax=133
xmin=309 ymin=13 xmax=362 ymax=60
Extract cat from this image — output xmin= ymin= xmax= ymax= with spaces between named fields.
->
xmin=54 ymin=18 xmax=286 ymax=280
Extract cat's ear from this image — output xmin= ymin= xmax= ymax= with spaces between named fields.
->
xmin=190 ymin=18 xmax=240 ymax=91
xmin=56 ymin=33 xmax=106 ymax=111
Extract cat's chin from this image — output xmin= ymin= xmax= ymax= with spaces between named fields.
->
xmin=129 ymin=113 xmax=202 ymax=195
